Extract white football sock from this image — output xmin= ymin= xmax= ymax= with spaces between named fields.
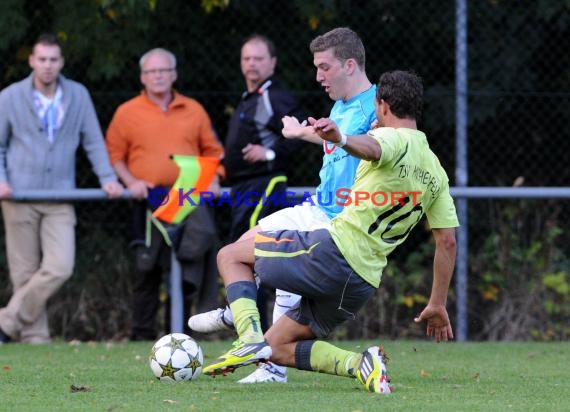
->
xmin=273 ymin=289 xmax=301 ymax=323
xmin=269 ymin=289 xmax=301 ymax=375
xmin=223 ymin=305 xmax=233 ymax=324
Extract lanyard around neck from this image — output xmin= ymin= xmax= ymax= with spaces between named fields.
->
xmin=43 ymin=88 xmax=63 ymax=143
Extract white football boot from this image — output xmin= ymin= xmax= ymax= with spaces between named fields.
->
xmin=188 ymin=307 xmax=234 ymax=333
xmin=238 ymin=362 xmax=287 ymax=384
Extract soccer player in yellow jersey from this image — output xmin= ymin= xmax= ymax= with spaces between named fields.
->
xmin=203 ymin=70 xmax=459 ymax=394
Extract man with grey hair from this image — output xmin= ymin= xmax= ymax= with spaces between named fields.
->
xmin=106 ymin=48 xmax=224 ymax=341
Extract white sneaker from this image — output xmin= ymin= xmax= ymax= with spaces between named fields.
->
xmin=237 ymin=362 xmax=288 ymax=384
xmin=187 ymin=307 xmax=234 ymax=333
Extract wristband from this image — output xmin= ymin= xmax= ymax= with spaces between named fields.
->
xmin=336 ymin=132 xmax=347 ymax=148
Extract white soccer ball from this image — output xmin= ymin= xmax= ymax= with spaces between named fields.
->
xmin=149 ymin=333 xmax=204 ymax=381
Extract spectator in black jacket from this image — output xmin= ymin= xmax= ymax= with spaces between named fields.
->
xmin=224 ymin=34 xmax=305 ymax=242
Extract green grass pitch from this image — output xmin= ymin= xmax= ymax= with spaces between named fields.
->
xmin=1 ymin=339 xmax=569 ymax=411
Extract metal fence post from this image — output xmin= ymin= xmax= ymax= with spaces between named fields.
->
xmin=169 ymin=249 xmax=184 ymax=333
xmin=455 ymin=0 xmax=469 ymax=341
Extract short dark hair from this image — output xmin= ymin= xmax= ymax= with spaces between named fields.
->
xmin=242 ymin=34 xmax=276 ymax=57
xmin=377 ymin=71 xmax=424 ymax=120
xmin=309 ymin=27 xmax=365 ymax=70
xmin=34 ymin=33 xmax=62 ymax=49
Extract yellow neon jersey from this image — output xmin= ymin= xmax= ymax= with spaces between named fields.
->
xmin=330 ymin=127 xmax=459 ymax=287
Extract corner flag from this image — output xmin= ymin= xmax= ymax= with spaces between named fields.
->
xmin=152 ymin=155 xmax=220 ymax=224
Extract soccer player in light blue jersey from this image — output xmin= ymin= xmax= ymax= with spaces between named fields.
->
xmin=203 ymin=70 xmax=459 ymax=394
xmin=188 ymin=27 xmax=377 ymax=383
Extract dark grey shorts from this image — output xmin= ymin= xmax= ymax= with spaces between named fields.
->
xmin=254 ymin=228 xmax=375 ymax=338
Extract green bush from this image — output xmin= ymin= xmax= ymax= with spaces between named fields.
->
xmin=468 ymin=200 xmax=569 ymax=341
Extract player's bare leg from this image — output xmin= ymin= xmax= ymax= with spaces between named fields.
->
xmin=203 ymin=237 xmax=270 ymax=376
xmin=266 ymin=315 xmax=391 ymax=393
xmin=188 ymin=226 xmax=261 ymax=333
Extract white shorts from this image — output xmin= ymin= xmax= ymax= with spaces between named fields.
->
xmin=258 ymin=196 xmax=331 ymax=232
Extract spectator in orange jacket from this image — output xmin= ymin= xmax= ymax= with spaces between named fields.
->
xmin=106 ymin=48 xmax=224 ymax=341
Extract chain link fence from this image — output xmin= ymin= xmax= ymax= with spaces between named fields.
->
xmin=1 ymin=0 xmax=569 ymax=341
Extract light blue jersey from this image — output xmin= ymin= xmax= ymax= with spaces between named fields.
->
xmin=316 ymin=85 xmax=377 ymax=218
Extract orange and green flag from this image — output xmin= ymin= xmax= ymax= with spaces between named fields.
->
xmin=152 ymin=155 xmax=220 ymax=225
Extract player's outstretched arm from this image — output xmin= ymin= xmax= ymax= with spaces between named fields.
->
xmin=414 ymin=227 xmax=457 ymax=342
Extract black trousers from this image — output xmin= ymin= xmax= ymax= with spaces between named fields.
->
xmin=130 ymin=201 xmax=220 ymax=340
